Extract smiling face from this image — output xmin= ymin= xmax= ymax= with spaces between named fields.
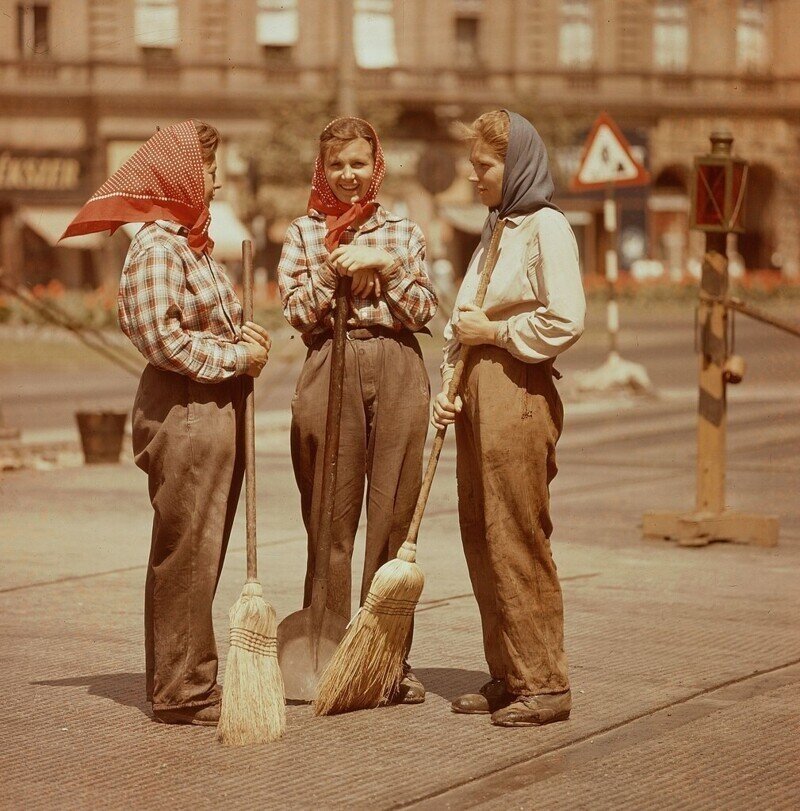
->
xmin=323 ymin=137 xmax=375 ymax=204
xmin=202 ymin=155 xmax=221 ymax=206
xmin=468 ymin=139 xmax=505 ymax=209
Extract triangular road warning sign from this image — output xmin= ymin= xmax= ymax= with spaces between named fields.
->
xmin=570 ymin=112 xmax=650 ymax=191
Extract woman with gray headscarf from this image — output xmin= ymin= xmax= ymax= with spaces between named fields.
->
xmin=432 ymin=110 xmax=585 ymax=727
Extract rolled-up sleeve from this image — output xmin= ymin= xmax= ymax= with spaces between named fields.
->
xmin=119 ymin=243 xmax=249 ymax=383
xmin=495 ymin=214 xmax=586 ymax=363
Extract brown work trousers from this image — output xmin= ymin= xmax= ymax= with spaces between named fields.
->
xmin=291 ymin=331 xmax=430 ymax=619
xmin=132 ymin=365 xmax=245 ymax=710
xmin=456 ymin=345 xmax=569 ymax=696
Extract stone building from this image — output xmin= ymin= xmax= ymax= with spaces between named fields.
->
xmin=1 ymin=0 xmax=798 ymax=285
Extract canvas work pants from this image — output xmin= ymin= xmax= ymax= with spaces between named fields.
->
xmin=455 ymin=345 xmax=569 ymax=697
xmin=291 ymin=330 xmax=430 ymax=620
xmin=132 ymin=365 xmax=246 ymax=710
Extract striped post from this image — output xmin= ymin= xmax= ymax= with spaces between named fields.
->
xmin=604 ymin=189 xmax=619 ymax=359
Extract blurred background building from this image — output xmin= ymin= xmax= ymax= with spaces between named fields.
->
xmin=1 ymin=0 xmax=799 ymax=289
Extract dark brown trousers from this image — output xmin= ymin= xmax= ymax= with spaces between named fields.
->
xmin=291 ymin=332 xmax=430 ymax=619
xmin=456 ymin=345 xmax=569 ymax=696
xmin=132 ymin=365 xmax=245 ymax=710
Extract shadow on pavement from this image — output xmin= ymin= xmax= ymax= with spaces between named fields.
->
xmin=415 ymin=667 xmax=490 ymax=702
xmin=32 ymin=672 xmax=149 ymax=713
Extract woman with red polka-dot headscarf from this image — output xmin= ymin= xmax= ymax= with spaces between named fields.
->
xmin=278 ymin=117 xmax=438 ymax=705
xmin=63 ymin=120 xmax=272 ymax=727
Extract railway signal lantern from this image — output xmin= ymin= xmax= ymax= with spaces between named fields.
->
xmin=690 ymin=131 xmax=748 ymax=234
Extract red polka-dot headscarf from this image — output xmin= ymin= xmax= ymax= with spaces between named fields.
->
xmin=61 ymin=120 xmax=214 ymax=255
xmin=308 ymin=117 xmax=386 ymax=251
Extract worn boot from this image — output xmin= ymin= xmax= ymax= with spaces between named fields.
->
xmin=490 ymin=690 xmax=571 ymax=727
xmin=393 ymin=663 xmax=426 ymax=705
xmin=451 ymin=678 xmax=511 ymax=715
xmin=153 ymin=701 xmax=221 ymax=727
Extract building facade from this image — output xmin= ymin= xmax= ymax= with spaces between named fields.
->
xmin=1 ymin=0 xmax=799 ymax=285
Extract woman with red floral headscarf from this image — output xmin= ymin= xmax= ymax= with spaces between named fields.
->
xmin=278 ymin=117 xmax=438 ymax=705
xmin=63 ymin=120 xmax=272 ymax=726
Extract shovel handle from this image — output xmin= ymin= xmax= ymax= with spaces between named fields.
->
xmin=311 ymin=274 xmax=351 ymax=608
xmin=404 ymin=219 xmax=507 ymax=548
xmin=242 ymin=240 xmax=258 ymax=582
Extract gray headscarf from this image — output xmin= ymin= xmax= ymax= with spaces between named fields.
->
xmin=481 ymin=110 xmax=561 ymax=248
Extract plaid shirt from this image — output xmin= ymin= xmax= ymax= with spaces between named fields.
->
xmin=277 ymin=206 xmax=438 ymax=344
xmin=118 ymin=221 xmax=249 ymax=383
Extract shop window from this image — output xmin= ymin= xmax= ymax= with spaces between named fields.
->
xmin=16 ymin=3 xmax=50 ymax=58
xmin=354 ymin=0 xmax=398 ymax=69
xmin=135 ymin=0 xmax=180 ymax=53
xmin=455 ymin=17 xmax=481 ymax=68
xmin=737 ymin=0 xmax=768 ymax=73
xmin=558 ymin=0 xmax=594 ymax=69
xmin=257 ymin=0 xmax=298 ymax=62
xmin=653 ymin=0 xmax=688 ymax=72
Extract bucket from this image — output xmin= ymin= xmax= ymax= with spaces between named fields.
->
xmin=75 ymin=411 xmax=128 ymax=464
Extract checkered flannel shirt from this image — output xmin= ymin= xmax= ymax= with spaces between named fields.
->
xmin=277 ymin=206 xmax=438 ymax=344
xmin=118 ymin=221 xmax=249 ymax=383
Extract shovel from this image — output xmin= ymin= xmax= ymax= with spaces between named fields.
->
xmin=277 ymin=276 xmax=351 ymax=701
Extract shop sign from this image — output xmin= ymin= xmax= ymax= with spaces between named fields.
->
xmin=0 ymin=150 xmax=85 ymax=193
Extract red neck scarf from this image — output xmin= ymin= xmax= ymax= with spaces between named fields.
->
xmin=307 ymin=118 xmax=386 ymax=251
xmin=61 ymin=120 xmax=214 ymax=256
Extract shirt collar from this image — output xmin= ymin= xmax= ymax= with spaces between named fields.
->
xmin=308 ymin=204 xmax=403 ymax=234
xmin=155 ymin=219 xmax=189 ymax=237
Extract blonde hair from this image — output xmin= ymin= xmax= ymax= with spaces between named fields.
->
xmin=457 ymin=110 xmax=510 ymax=160
xmin=194 ymin=121 xmax=220 ymax=165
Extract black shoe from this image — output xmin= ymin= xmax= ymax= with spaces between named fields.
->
xmin=153 ymin=702 xmax=221 ymax=727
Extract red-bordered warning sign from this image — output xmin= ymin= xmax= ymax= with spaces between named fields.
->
xmin=570 ymin=112 xmax=650 ymax=191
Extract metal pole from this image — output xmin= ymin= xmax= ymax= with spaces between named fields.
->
xmin=337 ymin=0 xmax=357 ymax=117
xmin=604 ymin=188 xmax=619 ymax=359
xmin=696 ymin=231 xmax=728 ymax=515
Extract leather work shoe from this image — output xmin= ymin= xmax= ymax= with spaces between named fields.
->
xmin=451 ymin=678 xmax=511 ymax=715
xmin=490 ymin=690 xmax=572 ymax=727
xmin=393 ymin=666 xmax=426 ymax=705
xmin=153 ymin=702 xmax=221 ymax=727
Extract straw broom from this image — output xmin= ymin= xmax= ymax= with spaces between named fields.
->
xmin=314 ymin=219 xmax=508 ymax=716
xmin=216 ymin=241 xmax=286 ymax=745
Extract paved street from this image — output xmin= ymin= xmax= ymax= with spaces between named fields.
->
xmin=1 ymin=304 xmax=799 ymax=809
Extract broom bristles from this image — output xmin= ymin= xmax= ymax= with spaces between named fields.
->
xmin=314 ymin=543 xmax=424 ymax=716
xmin=216 ymin=580 xmax=286 ymax=745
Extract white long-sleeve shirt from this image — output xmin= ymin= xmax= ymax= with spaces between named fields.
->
xmin=441 ymin=208 xmax=586 ymax=383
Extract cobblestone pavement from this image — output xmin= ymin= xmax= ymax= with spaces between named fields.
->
xmin=2 ymin=338 xmax=799 ymax=808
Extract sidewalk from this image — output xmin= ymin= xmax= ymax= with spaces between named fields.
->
xmin=1 ymin=383 xmax=799 ymax=809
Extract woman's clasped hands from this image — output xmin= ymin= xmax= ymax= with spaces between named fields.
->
xmin=327 ymin=244 xmax=395 ymax=298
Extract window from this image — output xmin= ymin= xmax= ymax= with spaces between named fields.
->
xmin=16 ymin=4 xmax=49 ymax=58
xmin=354 ymin=0 xmax=398 ymax=69
xmin=737 ymin=0 xmax=768 ymax=73
xmin=455 ymin=17 xmax=480 ymax=68
xmin=653 ymin=1 xmax=688 ymax=72
xmin=558 ymin=0 xmax=594 ymax=69
xmin=257 ymin=0 xmax=298 ymax=60
xmin=135 ymin=0 xmax=180 ymax=49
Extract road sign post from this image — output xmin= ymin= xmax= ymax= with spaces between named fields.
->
xmin=570 ymin=113 xmax=653 ymax=395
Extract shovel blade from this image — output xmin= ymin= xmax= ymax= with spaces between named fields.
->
xmin=277 ymin=607 xmax=348 ymax=702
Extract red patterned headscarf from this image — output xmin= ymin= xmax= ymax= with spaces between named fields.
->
xmin=308 ymin=117 xmax=386 ymax=251
xmin=61 ymin=120 xmax=214 ymax=255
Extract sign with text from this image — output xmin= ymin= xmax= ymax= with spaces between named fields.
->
xmin=0 ymin=149 xmax=86 ymax=195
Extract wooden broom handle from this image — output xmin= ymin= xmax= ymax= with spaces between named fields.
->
xmin=405 ymin=219 xmax=507 ymax=547
xmin=242 ymin=240 xmax=258 ymax=582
